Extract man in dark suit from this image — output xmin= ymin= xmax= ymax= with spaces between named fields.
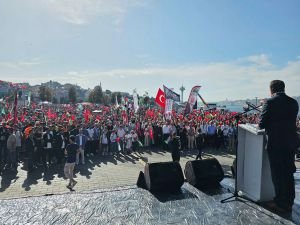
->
xmin=259 ymin=80 xmax=299 ymax=212
xmin=43 ymin=127 xmax=53 ymax=166
xmin=53 ymin=127 xmax=67 ymax=164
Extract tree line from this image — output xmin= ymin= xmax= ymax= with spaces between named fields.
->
xmin=38 ymin=84 xmax=133 ymax=105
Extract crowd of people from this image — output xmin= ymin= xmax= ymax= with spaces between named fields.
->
xmin=0 ymin=101 xmax=299 ymax=173
xmin=1 ymin=80 xmax=299 ymax=211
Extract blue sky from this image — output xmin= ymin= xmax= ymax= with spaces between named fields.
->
xmin=0 ymin=0 xmax=299 ymax=101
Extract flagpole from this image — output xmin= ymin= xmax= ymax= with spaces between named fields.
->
xmin=197 ymin=93 xmax=209 ymax=108
xmin=13 ymin=90 xmax=18 ymax=125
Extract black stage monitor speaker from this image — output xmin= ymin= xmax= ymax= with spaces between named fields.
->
xmin=144 ymin=162 xmax=184 ymax=193
xmin=184 ymin=158 xmax=224 ymax=188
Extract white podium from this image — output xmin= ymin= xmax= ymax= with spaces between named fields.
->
xmin=236 ymin=124 xmax=275 ymax=202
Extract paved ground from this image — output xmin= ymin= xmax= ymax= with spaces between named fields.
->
xmin=0 ymin=147 xmax=299 ymax=200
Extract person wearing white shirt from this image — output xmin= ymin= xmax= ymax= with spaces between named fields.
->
xmin=222 ymin=124 xmax=229 ymax=149
xmin=162 ymin=122 xmax=171 ymax=150
xmin=110 ymin=131 xmax=117 ymax=155
xmin=200 ymin=122 xmax=208 ymax=135
xmin=117 ymin=125 xmax=126 ymax=152
xmin=187 ymin=126 xmax=196 ymax=150
xmin=87 ymin=127 xmax=93 ymax=139
xmin=144 ymin=128 xmax=150 ymax=148
xmin=85 ymin=126 xmax=94 ymax=157
xmin=124 ymin=131 xmax=132 ymax=154
xmin=90 ymin=126 xmax=99 ymax=155
xmin=131 ymin=130 xmax=139 ymax=152
xmin=169 ymin=123 xmax=177 ymax=136
xmin=227 ymin=124 xmax=235 ymax=151
xmin=101 ymin=129 xmax=108 ymax=155
xmin=162 ymin=124 xmax=170 ymax=135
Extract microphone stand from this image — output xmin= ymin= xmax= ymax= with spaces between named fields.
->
xmin=245 ymin=101 xmax=262 ymax=112
xmin=220 ymin=103 xmax=262 ymax=203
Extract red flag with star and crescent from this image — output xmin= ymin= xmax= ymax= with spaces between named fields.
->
xmin=155 ymin=88 xmax=165 ymax=108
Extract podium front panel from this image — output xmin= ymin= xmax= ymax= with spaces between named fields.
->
xmin=237 ymin=124 xmax=275 ymax=202
xmin=243 ymin=132 xmax=263 ymax=201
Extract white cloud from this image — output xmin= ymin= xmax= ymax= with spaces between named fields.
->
xmin=4 ymin=55 xmax=300 ymax=101
xmin=42 ymin=0 xmax=148 ymax=25
xmin=0 ymin=58 xmax=43 ymax=69
xmin=67 ymin=71 xmax=79 ymax=75
xmin=238 ymin=54 xmax=272 ymax=67
xmin=136 ymin=53 xmax=150 ymax=59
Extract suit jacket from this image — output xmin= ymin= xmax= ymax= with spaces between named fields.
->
xmin=75 ymin=134 xmax=88 ymax=148
xmin=92 ymin=128 xmax=100 ymax=140
xmin=53 ymin=133 xmax=64 ymax=149
xmin=7 ymin=134 xmax=16 ymax=152
xmin=25 ymin=137 xmax=35 ymax=154
xmin=259 ymin=92 xmax=299 ymax=152
xmin=70 ymin=128 xmax=79 ymax=137
xmin=82 ymin=129 xmax=89 ymax=140
xmin=43 ymin=133 xmax=53 ymax=148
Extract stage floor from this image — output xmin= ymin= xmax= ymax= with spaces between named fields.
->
xmin=0 ymin=171 xmax=299 ymax=225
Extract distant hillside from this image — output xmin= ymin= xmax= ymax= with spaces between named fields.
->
xmin=217 ymin=96 xmax=300 ymax=107
xmin=1 ymin=80 xmax=299 ymax=107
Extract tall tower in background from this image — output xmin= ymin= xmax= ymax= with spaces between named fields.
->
xmin=180 ymin=85 xmax=185 ymax=103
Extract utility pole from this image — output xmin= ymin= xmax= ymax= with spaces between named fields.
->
xmin=180 ymin=85 xmax=185 ymax=103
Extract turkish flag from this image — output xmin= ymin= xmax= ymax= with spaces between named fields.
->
xmin=155 ymin=88 xmax=165 ymax=108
